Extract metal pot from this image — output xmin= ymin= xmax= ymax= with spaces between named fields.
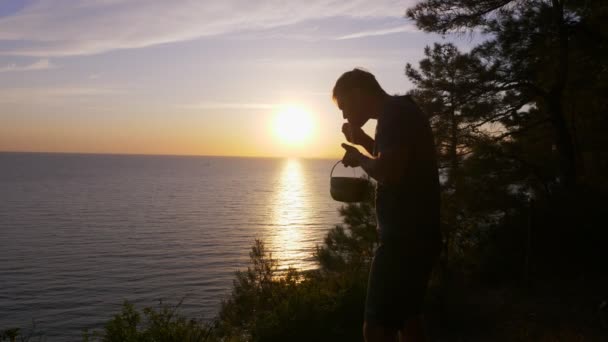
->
xmin=329 ymin=160 xmax=370 ymax=203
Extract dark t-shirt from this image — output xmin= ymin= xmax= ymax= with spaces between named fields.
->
xmin=374 ymin=95 xmax=440 ymax=245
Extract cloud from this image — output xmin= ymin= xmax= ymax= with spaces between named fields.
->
xmin=334 ymin=24 xmax=417 ymax=40
xmin=0 ymin=59 xmax=54 ymax=72
xmin=181 ymin=102 xmax=279 ymax=110
xmin=0 ymin=86 xmax=121 ymax=104
xmin=0 ymin=0 xmax=415 ymax=57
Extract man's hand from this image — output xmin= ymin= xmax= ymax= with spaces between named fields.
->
xmin=342 ymin=122 xmax=364 ymax=144
xmin=341 ymin=143 xmax=362 ymax=167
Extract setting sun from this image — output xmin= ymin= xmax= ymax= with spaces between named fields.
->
xmin=272 ymin=106 xmax=315 ymax=145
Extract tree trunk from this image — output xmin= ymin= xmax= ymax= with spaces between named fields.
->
xmin=548 ymin=0 xmax=578 ymax=189
xmin=547 ymin=94 xmax=577 ymax=189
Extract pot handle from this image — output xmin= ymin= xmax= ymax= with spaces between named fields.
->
xmin=330 ymin=160 xmax=342 ymax=178
xmin=330 ymin=160 xmax=358 ymax=178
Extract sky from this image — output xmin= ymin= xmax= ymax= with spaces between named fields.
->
xmin=0 ymin=0 xmax=478 ymax=159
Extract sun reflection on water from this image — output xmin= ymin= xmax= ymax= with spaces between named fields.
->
xmin=269 ymin=158 xmax=313 ymax=271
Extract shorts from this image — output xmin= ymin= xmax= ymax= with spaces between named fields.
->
xmin=364 ymin=240 xmax=437 ymax=329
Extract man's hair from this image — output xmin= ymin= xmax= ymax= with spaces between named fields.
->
xmin=332 ymin=68 xmax=386 ymax=104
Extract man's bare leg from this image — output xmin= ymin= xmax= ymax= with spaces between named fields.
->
xmin=363 ymin=320 xmax=398 ymax=342
xmin=398 ymin=315 xmax=428 ymax=342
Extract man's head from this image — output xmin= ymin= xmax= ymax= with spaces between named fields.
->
xmin=332 ymin=68 xmax=388 ymax=128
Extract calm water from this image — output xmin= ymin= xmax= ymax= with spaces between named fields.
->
xmin=0 ymin=152 xmax=345 ymax=340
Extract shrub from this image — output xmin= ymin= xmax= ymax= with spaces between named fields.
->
xmin=91 ymin=301 xmax=212 ymax=342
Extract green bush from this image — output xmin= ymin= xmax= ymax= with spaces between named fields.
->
xmin=89 ymin=301 xmax=212 ymax=342
xmin=217 ymin=197 xmax=377 ymax=341
xmin=0 ymin=328 xmax=21 ymax=342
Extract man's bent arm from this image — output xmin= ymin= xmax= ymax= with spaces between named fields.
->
xmin=356 ymin=148 xmax=406 ymax=184
xmin=355 ymin=130 xmax=375 ymax=156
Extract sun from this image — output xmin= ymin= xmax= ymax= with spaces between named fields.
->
xmin=272 ymin=105 xmax=314 ymax=145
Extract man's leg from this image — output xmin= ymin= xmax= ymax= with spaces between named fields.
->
xmin=398 ymin=236 xmax=438 ymax=342
xmin=398 ymin=315 xmax=428 ymax=342
xmin=364 ymin=244 xmax=397 ymax=342
xmin=363 ymin=320 xmax=398 ymax=342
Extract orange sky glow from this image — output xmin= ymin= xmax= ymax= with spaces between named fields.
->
xmin=0 ymin=1 xmax=475 ymax=159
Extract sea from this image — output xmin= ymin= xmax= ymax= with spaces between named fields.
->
xmin=0 ymin=152 xmax=350 ymax=340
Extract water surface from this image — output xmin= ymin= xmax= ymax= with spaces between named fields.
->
xmin=0 ymin=153 xmax=344 ymax=340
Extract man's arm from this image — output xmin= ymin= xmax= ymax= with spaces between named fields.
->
xmin=357 ymin=148 xmax=406 ymax=184
xmin=354 ymin=130 xmax=375 ymax=156
xmin=342 ymin=143 xmax=406 ymax=184
xmin=342 ymin=123 xmax=374 ymax=156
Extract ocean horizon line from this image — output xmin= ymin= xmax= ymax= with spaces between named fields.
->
xmin=0 ymin=150 xmax=339 ymax=161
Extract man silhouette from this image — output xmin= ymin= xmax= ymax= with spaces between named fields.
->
xmin=333 ymin=68 xmax=441 ymax=342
